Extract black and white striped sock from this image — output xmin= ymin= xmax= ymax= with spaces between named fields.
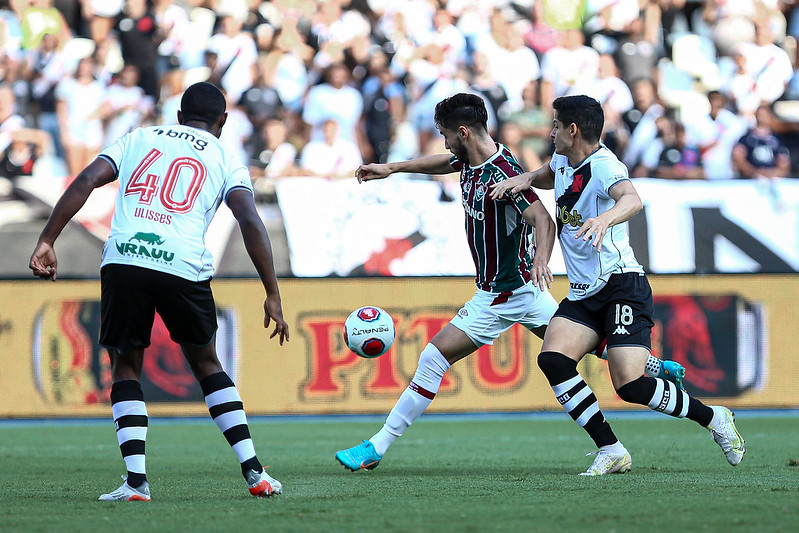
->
xmin=200 ymin=372 xmax=262 ymax=475
xmin=538 ymin=351 xmax=618 ymax=447
xmin=617 ymin=376 xmax=713 ymax=425
xmin=110 ymin=380 xmax=148 ymax=488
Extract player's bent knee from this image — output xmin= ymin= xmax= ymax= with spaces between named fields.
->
xmin=537 ymin=351 xmax=577 ymax=372
xmin=413 ymin=343 xmax=451 ymax=390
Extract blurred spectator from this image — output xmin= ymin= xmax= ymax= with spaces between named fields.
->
xmin=469 ymin=11 xmax=541 ymax=111
xmin=499 ymin=121 xmax=542 ymax=172
xmin=540 ymin=29 xmax=600 ymax=112
xmin=153 ymin=0 xmax=190 ymax=76
xmin=622 ymin=77 xmax=665 ymax=172
xmin=100 ymin=64 xmax=154 ymax=147
xmin=299 ymin=118 xmax=362 ymax=179
xmin=732 ymin=103 xmax=791 ymax=179
xmin=302 ymin=62 xmax=365 ymax=152
xmin=697 ymin=0 xmax=758 ymax=57
xmin=469 ymin=50 xmax=507 ymax=129
xmin=363 ymin=65 xmax=404 ymax=164
xmin=309 ymin=0 xmax=372 ymax=71
xmin=0 ymin=84 xmax=25 ymax=154
xmin=583 ymin=0 xmax=642 ymax=56
xmin=239 ymin=55 xmax=283 ymax=132
xmin=405 ymin=42 xmax=470 ymax=152
xmin=694 ymin=90 xmax=748 ymax=180
xmin=83 ymin=0 xmax=124 ymax=45
xmin=417 ymin=8 xmax=467 ymax=74
xmin=56 ymin=56 xmax=105 ymax=176
xmin=584 ymin=54 xmax=634 ymax=116
xmin=0 ymin=45 xmax=31 ymax=118
xmin=207 ymin=5 xmax=257 ymax=103
xmin=523 ymin=0 xmax=561 ymax=61
xmin=262 ymin=15 xmax=312 ymax=114
xmin=0 ymin=127 xmax=49 ymax=180
xmin=601 ymin=102 xmax=630 ymax=157
xmin=499 ymin=79 xmax=552 ymax=170
xmin=493 ymin=21 xmax=541 ymax=111
xmin=638 ymin=115 xmax=705 ymax=179
xmin=157 ymin=67 xmax=183 ymax=124
xmin=249 ymin=118 xmax=298 ymax=180
xmin=604 ymin=0 xmax=660 ymax=82
xmin=729 ymin=17 xmax=794 ymax=119
xmin=26 ymin=31 xmax=67 ymax=159
xmin=18 ymin=0 xmax=71 ymax=51
xmin=115 ymin=0 xmax=161 ymax=98
xmin=219 ymin=89 xmax=253 ymax=166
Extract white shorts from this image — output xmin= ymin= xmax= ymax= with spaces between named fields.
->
xmin=450 ymin=281 xmax=558 ymax=347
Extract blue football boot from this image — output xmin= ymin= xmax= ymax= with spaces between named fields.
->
xmin=660 ymin=359 xmax=686 ymax=391
xmin=335 ymin=440 xmax=383 ymax=471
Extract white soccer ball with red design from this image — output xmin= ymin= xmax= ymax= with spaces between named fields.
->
xmin=344 ymin=306 xmax=395 ymax=358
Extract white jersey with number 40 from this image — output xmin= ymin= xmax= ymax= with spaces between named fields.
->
xmin=99 ymin=125 xmax=253 ymax=281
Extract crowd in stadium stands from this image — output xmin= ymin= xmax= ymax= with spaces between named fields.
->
xmin=2 ymin=0 xmax=799 ymax=202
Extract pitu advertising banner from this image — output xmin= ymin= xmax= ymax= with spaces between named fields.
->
xmin=0 ymin=275 xmax=795 ymax=418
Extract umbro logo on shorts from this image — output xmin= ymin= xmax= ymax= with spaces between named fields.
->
xmin=613 ymin=325 xmax=630 ymax=335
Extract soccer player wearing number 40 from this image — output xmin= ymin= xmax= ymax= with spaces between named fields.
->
xmin=29 ymin=82 xmax=289 ymax=500
xmin=490 ymin=94 xmax=745 ymax=473
xmin=335 ymin=93 xmax=685 ymax=475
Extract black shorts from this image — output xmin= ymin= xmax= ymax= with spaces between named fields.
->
xmin=554 ymin=272 xmax=654 ymax=350
xmin=99 ymin=264 xmax=218 ymax=353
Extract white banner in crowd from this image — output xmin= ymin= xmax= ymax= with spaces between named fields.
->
xmin=632 ymin=179 xmax=799 ymax=273
xmin=277 ymin=177 xmax=799 ymax=277
xmin=276 ymin=176 xmax=475 ymax=277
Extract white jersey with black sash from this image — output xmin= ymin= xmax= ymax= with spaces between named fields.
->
xmin=549 ymin=144 xmax=644 ymax=300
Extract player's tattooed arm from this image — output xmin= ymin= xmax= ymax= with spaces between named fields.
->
xmin=489 ymin=163 xmax=555 ymax=199
xmin=356 ymin=154 xmax=454 ymax=183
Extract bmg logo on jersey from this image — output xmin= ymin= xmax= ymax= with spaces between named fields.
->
xmin=115 ymin=231 xmax=175 ymax=263
xmin=153 ymin=128 xmax=208 ymax=151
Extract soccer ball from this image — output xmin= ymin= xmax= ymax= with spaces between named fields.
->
xmin=344 ymin=306 xmax=395 ymax=358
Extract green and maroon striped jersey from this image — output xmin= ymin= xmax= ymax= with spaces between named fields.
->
xmin=450 ymin=144 xmax=540 ymax=292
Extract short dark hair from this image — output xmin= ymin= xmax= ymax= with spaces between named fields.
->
xmin=434 ymin=93 xmax=488 ymax=132
xmin=181 ymin=82 xmax=226 ymax=124
xmin=552 ymin=95 xmax=604 ymax=144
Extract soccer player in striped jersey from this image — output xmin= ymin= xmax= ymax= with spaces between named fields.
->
xmin=29 ymin=82 xmax=289 ymax=500
xmin=336 ymin=93 xmax=679 ymax=474
xmin=490 ymin=94 xmax=745 ymax=474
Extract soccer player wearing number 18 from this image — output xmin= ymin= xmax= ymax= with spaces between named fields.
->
xmin=490 ymin=95 xmax=745 ymax=474
xmin=29 ymin=82 xmax=289 ymax=500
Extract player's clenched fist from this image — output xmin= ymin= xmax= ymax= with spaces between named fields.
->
xmin=356 ymin=163 xmax=392 ymax=183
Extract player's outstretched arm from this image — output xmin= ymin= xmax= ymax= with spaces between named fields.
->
xmin=522 ymin=200 xmax=555 ymax=291
xmin=576 ymin=180 xmax=643 ymax=253
xmin=356 ymin=154 xmax=454 ymax=183
xmin=489 ymin=164 xmax=555 ymax=199
xmin=227 ymin=188 xmax=290 ymax=345
xmin=29 ymin=158 xmax=116 ymax=281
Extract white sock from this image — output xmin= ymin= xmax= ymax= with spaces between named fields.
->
xmin=600 ymin=441 xmax=627 ymax=455
xmin=369 ymin=344 xmax=450 ymax=456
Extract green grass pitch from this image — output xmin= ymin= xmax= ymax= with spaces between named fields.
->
xmin=1 ymin=414 xmax=797 ymax=532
